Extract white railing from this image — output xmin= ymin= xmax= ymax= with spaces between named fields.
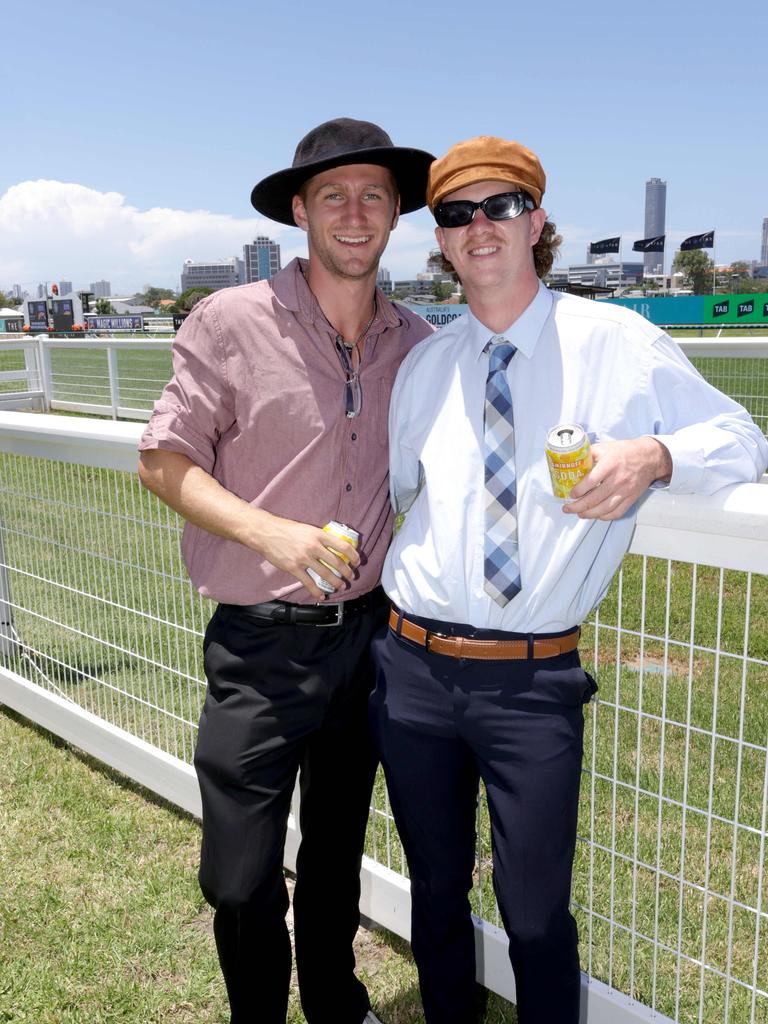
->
xmin=0 ymin=338 xmax=45 ymax=411
xmin=0 ymin=410 xmax=766 ymax=1023
xmin=0 ymin=337 xmax=766 ymax=434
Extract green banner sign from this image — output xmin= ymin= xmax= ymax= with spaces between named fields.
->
xmin=704 ymin=293 xmax=768 ymax=324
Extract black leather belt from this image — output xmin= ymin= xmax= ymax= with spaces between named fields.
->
xmin=221 ymin=586 xmax=387 ymax=627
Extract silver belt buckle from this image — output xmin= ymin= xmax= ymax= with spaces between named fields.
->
xmin=317 ymin=601 xmax=344 ymax=627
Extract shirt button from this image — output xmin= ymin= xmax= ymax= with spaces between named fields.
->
xmin=351 ymin=432 xmax=357 ymax=441
xmin=345 ymin=484 xmax=352 ymax=492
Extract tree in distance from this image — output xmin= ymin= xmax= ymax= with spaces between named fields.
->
xmin=432 ymin=282 xmax=456 ymax=301
xmin=95 ymin=298 xmax=117 ymax=315
xmin=0 ymin=291 xmax=22 ymax=308
xmin=673 ymin=249 xmax=713 ymax=294
xmin=173 ymin=287 xmax=214 ymax=313
xmin=133 ymin=286 xmax=176 ymax=308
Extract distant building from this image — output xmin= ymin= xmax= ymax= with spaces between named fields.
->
xmin=761 ymin=218 xmax=768 ymax=266
xmin=243 ymin=236 xmax=281 ymax=284
xmin=58 ymin=280 xmax=73 ymax=295
xmin=90 ymin=280 xmax=112 ymax=298
xmin=377 ymin=267 xmax=393 ymax=295
xmin=549 ymin=261 xmax=643 ymax=289
xmin=180 ymin=258 xmax=244 ymax=293
xmin=644 ymin=178 xmax=667 ymax=275
xmin=11 ymin=285 xmax=24 ymax=300
xmin=36 ymin=283 xmax=47 ymax=298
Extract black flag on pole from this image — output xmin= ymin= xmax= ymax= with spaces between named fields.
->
xmin=632 ymin=235 xmax=665 ymax=253
xmin=680 ymin=230 xmax=714 ymax=251
xmin=589 ymin=237 xmax=621 ymax=254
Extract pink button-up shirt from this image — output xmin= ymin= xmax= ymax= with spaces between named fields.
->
xmin=139 ymin=258 xmax=433 ymax=604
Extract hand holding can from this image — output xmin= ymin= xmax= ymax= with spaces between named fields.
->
xmin=307 ymin=521 xmax=360 ymax=594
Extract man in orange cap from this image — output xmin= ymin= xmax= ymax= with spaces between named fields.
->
xmin=370 ymin=136 xmax=767 ymax=1023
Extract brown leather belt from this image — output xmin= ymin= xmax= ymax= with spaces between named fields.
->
xmin=388 ymin=608 xmax=580 ymax=661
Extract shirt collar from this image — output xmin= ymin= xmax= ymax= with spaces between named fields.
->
xmin=274 ymin=257 xmax=402 ymax=331
xmin=467 ymin=280 xmax=553 ymax=361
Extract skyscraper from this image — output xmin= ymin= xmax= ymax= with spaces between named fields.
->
xmin=761 ymin=218 xmax=768 ymax=266
xmin=644 ymin=178 xmax=667 ymax=275
xmin=243 ymin=236 xmax=281 ymax=284
xmin=90 ymin=280 xmax=112 ymax=298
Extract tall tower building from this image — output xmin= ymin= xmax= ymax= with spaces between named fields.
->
xmin=243 ymin=236 xmax=281 ymax=284
xmin=90 ymin=280 xmax=112 ymax=298
xmin=761 ymin=218 xmax=768 ymax=266
xmin=644 ymin=177 xmax=667 ymax=275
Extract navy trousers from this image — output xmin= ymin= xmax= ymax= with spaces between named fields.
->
xmin=194 ymin=599 xmax=387 ymax=1024
xmin=370 ymin=615 xmax=596 ymax=1024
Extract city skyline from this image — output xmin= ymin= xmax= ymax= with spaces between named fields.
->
xmin=1 ymin=0 xmax=765 ymax=295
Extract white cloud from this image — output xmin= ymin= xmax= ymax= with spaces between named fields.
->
xmin=0 ymin=179 xmax=440 ymax=295
xmin=0 ymin=180 xmax=286 ymax=293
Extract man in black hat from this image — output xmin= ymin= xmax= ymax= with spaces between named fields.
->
xmin=138 ymin=118 xmax=434 ymax=1024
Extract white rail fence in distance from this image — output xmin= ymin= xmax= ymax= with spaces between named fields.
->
xmin=0 ymin=336 xmax=766 ymax=435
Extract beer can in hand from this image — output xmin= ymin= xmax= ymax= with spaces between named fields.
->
xmin=545 ymin=423 xmax=593 ymax=499
xmin=307 ymin=521 xmax=360 ymax=594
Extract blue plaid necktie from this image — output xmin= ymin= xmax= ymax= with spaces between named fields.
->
xmin=483 ymin=338 xmax=520 ymax=606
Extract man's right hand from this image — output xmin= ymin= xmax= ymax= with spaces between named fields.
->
xmin=137 ymin=449 xmax=359 ymax=599
xmin=252 ymin=517 xmax=360 ymax=599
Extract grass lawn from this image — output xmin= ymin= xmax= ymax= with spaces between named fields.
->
xmin=1 ymin=341 xmax=767 ymax=1022
xmin=0 ymin=708 xmax=519 ymax=1023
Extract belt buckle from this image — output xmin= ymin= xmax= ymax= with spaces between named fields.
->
xmin=316 ymin=601 xmax=344 ymax=627
xmin=424 ymin=630 xmax=447 ymax=652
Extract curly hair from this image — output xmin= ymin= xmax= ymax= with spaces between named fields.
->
xmin=431 ymin=218 xmax=562 ymax=283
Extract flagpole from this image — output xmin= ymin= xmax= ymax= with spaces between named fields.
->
xmin=712 ymin=236 xmax=716 ymax=295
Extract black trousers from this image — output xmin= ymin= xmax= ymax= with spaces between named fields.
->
xmin=370 ymin=616 xmax=596 ymax=1024
xmin=194 ymin=599 xmax=387 ymax=1024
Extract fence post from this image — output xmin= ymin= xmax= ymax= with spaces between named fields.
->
xmin=0 ymin=518 xmax=17 ymax=658
xmin=38 ymin=336 xmax=53 ymax=411
xmin=107 ymin=346 xmax=120 ymax=420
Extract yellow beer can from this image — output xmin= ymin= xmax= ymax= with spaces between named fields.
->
xmin=545 ymin=423 xmax=593 ymax=499
xmin=307 ymin=520 xmax=360 ymax=594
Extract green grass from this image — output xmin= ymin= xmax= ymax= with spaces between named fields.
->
xmin=0 ymin=708 xmax=519 ymax=1023
xmin=46 ymin=346 xmax=173 ymax=411
xmin=1 ymin=452 xmax=767 ymax=1022
xmin=2 ymin=355 xmax=768 ymax=1021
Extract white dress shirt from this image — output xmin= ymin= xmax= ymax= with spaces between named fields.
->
xmin=383 ymin=283 xmax=768 ymax=633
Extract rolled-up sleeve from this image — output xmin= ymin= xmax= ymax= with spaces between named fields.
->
xmin=138 ymin=296 xmax=235 ymax=475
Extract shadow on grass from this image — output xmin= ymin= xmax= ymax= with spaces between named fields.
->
xmin=0 ymin=705 xmax=201 ymax=823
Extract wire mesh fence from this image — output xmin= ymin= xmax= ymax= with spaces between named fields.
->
xmin=688 ymin=354 xmax=768 ymax=436
xmin=1 ymin=429 xmax=767 ymax=1023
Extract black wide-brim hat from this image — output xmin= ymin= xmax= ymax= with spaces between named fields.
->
xmin=251 ymin=117 xmax=435 ymax=226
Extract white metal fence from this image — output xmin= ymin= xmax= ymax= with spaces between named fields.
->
xmin=1 ymin=410 xmax=766 ymax=1023
xmin=0 ymin=337 xmax=767 ymax=436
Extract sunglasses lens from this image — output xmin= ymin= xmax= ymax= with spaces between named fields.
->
xmin=484 ymin=193 xmax=522 ymax=221
xmin=436 ymin=201 xmax=474 ymax=228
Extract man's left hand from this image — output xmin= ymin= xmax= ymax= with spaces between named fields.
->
xmin=562 ymin=436 xmax=672 ymax=520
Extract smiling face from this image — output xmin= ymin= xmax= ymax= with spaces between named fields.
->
xmin=292 ymin=163 xmax=400 ymax=283
xmin=434 ymin=178 xmax=546 ymax=301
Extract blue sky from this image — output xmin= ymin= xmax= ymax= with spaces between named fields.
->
xmin=2 ymin=0 xmax=766 ymax=294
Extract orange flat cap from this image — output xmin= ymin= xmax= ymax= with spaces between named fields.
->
xmin=427 ymin=136 xmax=546 ymax=211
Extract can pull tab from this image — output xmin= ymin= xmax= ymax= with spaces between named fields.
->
xmin=557 ymin=428 xmax=574 ymax=446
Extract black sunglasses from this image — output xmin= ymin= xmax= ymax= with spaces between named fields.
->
xmin=434 ymin=190 xmax=534 ymax=229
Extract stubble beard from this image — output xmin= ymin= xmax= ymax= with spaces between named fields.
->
xmin=307 ymin=222 xmax=384 ymax=283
